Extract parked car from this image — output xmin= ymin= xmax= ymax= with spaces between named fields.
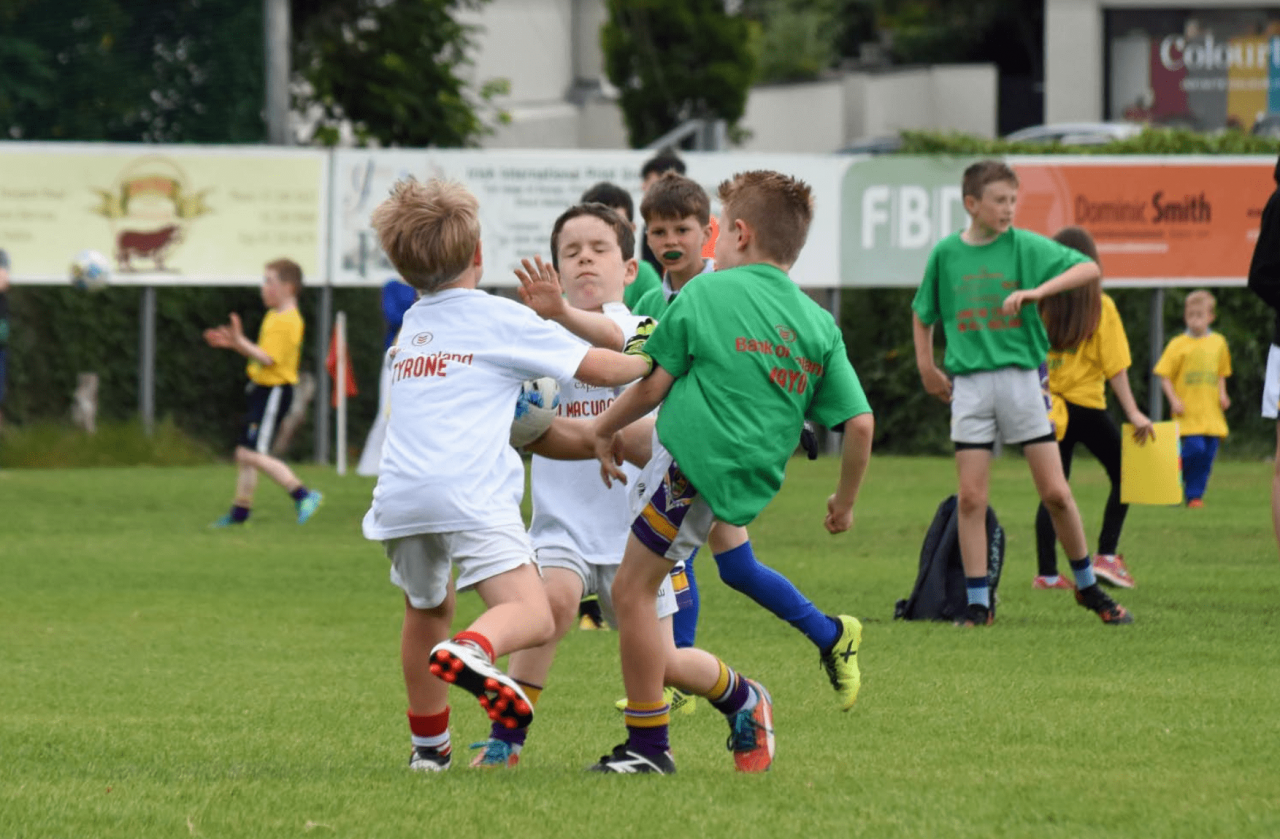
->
xmin=1003 ymin=121 xmax=1144 ymax=145
xmin=836 ymin=135 xmax=905 ymax=155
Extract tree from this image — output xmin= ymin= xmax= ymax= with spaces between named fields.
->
xmin=601 ymin=0 xmax=758 ymax=148
xmin=291 ymin=0 xmax=507 ymax=148
xmin=0 ymin=0 xmax=265 ymax=143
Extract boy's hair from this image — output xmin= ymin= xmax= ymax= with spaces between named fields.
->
xmin=641 ymin=149 xmax=686 ymax=181
xmin=962 ymin=159 xmax=1019 ymax=199
xmin=549 ymin=203 xmax=636 ymax=271
xmin=1039 ymin=226 xmax=1102 ymax=351
xmin=266 ymin=258 xmax=303 ymax=294
xmin=580 ymin=182 xmax=634 ymax=223
xmin=1186 ymin=289 xmax=1216 ymax=312
xmin=640 ymin=172 xmax=711 ymax=225
xmin=717 ymin=170 xmax=813 ymax=267
xmin=370 ymin=178 xmax=480 ymax=293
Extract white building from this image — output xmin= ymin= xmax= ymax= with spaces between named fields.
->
xmin=461 ymin=0 xmax=997 ymax=151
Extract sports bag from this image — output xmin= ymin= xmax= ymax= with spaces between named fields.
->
xmin=894 ymin=495 xmax=1005 ymax=621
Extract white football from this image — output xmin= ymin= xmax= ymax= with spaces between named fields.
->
xmin=71 ymin=249 xmax=112 ymax=291
xmin=510 ymin=376 xmax=560 ymax=448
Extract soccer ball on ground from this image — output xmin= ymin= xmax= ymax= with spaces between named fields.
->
xmin=510 ymin=376 xmax=560 ymax=448
xmin=71 ymin=249 xmax=112 ymax=291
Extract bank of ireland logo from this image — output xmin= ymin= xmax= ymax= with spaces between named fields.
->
xmin=775 ymin=325 xmax=796 ymax=344
xmin=412 ymin=332 xmax=434 ymax=346
xmin=92 ymin=155 xmax=212 ymax=274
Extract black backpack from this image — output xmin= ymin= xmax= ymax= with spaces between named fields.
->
xmin=894 ymin=495 xmax=1006 ymax=622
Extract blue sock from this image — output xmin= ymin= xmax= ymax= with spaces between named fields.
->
xmin=1068 ymin=556 xmax=1097 ymax=589
xmin=670 ymin=551 xmax=699 ymax=649
xmin=966 ymin=576 xmax=990 ymax=607
xmin=714 ymin=541 xmax=839 ymax=651
xmin=290 ymin=485 xmax=310 ymax=502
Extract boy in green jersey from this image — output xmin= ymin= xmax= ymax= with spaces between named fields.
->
xmin=584 ymin=170 xmax=876 ymax=774
xmin=911 ymin=159 xmax=1133 ymax=627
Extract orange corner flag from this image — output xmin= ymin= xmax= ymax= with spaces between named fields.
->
xmin=326 ymin=327 xmax=358 ymax=407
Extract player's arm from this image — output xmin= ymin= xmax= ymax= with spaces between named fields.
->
xmin=1001 ymin=260 xmax=1100 ymax=314
xmin=516 ymin=255 xmax=625 ymax=349
xmin=526 ymin=415 xmax=655 ymax=468
xmin=1158 ymin=375 xmax=1183 ymax=416
xmin=1107 ymin=369 xmax=1154 ymax=442
xmin=912 ymin=312 xmax=951 ymax=403
xmin=575 ymin=348 xmax=650 ymax=387
xmin=825 ymin=411 xmax=874 ymax=534
xmin=1219 ymin=375 xmax=1231 ymax=410
xmin=203 ymin=313 xmax=273 ymax=365
xmin=590 ymin=366 xmax=675 ymax=486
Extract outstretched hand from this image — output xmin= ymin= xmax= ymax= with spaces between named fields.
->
xmin=516 ymin=256 xmax=567 ymax=319
xmin=204 ymin=313 xmax=245 ymax=351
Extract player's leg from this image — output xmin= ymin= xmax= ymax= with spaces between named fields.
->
xmin=429 ymin=526 xmax=554 ymax=730
xmin=669 ymin=552 xmax=700 ymax=648
xmin=386 ymin=536 xmax=457 ymax=772
xmin=707 ymin=522 xmax=859 ymax=709
xmin=950 ymin=371 xmax=999 ymax=625
xmin=1034 ymin=420 xmax=1076 ymax=588
xmin=1076 ymin=407 xmax=1133 ymax=587
xmin=1182 ymin=435 xmax=1217 ymax=505
xmin=1025 ymin=441 xmax=1132 ymax=625
xmin=475 ymin=565 xmax=585 ymax=767
xmin=1273 ymin=423 xmax=1280 ymax=560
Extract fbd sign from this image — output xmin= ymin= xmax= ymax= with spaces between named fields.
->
xmin=840 ymin=156 xmax=976 ymax=287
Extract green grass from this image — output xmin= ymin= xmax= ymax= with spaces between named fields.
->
xmin=0 ymin=418 xmax=216 ymax=468
xmin=2 ymin=455 xmax=1278 ymax=838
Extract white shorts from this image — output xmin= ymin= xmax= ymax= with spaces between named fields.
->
xmin=951 ymin=367 xmax=1055 ymax=446
xmin=1263 ymin=344 xmax=1280 ymax=420
xmin=628 ymin=432 xmax=716 ymax=563
xmin=537 ymin=547 xmax=679 ymax=626
xmin=385 ymin=523 xmax=536 ymax=610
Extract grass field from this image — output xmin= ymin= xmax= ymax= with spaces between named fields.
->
xmin=3 ymin=455 xmax=1278 ymax=839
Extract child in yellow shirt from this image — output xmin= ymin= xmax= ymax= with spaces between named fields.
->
xmin=1154 ymin=290 xmax=1232 ymax=507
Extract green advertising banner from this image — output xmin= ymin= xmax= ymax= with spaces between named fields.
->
xmin=840 ymin=156 xmax=980 ymax=287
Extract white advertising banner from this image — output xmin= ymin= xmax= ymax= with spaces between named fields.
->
xmin=0 ymin=142 xmax=328 ymax=286
xmin=328 ymin=149 xmax=851 ymax=288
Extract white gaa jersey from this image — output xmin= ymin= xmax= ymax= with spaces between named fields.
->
xmin=529 ymin=303 xmax=647 ymax=567
xmin=362 ymin=288 xmax=588 ymax=539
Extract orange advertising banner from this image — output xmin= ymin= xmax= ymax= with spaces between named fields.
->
xmin=1012 ymin=158 xmax=1274 ymax=286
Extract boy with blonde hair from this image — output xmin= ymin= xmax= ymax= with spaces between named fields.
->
xmin=913 ymin=159 xmax=1132 ymax=626
xmin=204 ymin=258 xmax=322 ymax=527
xmin=585 ymin=170 xmax=876 ymax=774
xmin=1155 ymin=289 xmax=1232 ymax=507
xmin=361 ymin=179 xmax=650 ymax=772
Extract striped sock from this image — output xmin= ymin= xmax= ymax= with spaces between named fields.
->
xmin=623 ymin=700 xmax=670 ymax=756
xmin=1069 ymin=556 xmax=1097 ymax=589
xmin=707 ymin=660 xmax=754 ymax=716
xmin=407 ymin=707 xmax=450 ymax=754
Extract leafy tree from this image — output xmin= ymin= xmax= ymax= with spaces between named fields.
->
xmin=602 ymin=0 xmax=758 ymax=148
xmin=291 ymin=0 xmax=508 ymax=147
xmin=0 ymin=0 xmax=265 ymax=142
xmin=740 ymin=0 xmax=841 ymax=83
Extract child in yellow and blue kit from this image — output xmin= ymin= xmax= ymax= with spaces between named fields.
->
xmin=1155 ymin=289 xmax=1232 ymax=507
xmin=204 ymin=258 xmax=322 ymax=527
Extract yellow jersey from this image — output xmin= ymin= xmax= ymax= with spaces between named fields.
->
xmin=247 ymin=307 xmax=304 ymax=386
xmin=1045 ymin=294 xmax=1130 ymax=439
xmin=1153 ymin=330 xmax=1231 ymax=437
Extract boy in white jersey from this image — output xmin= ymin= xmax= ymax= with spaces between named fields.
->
xmin=360 ymin=179 xmax=650 ymax=773
xmin=467 ymin=203 xmax=681 ymax=768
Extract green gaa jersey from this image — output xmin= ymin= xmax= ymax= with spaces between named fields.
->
xmin=912 ymin=228 xmax=1090 ymax=375
xmin=644 ymin=263 xmax=871 ymax=525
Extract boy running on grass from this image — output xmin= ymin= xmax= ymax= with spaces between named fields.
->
xmin=360 ymin=178 xmax=650 ymax=772
xmin=204 ymin=258 xmax=322 ymax=528
xmin=585 ymin=170 xmax=875 ymax=774
xmin=911 ymin=159 xmax=1133 ymax=626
